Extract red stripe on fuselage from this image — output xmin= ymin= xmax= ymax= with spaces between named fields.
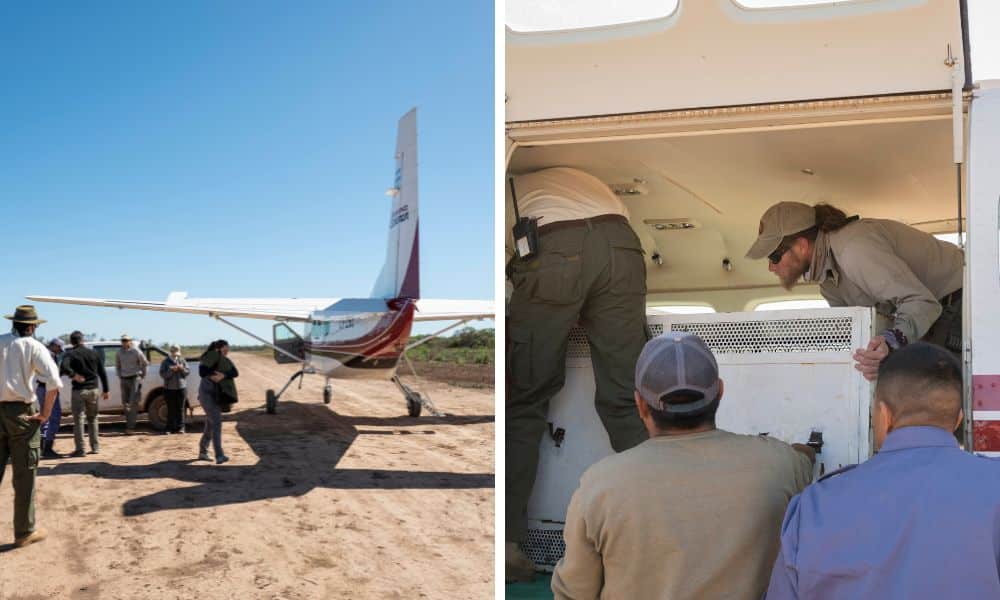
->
xmin=306 ymin=298 xmax=415 ymax=362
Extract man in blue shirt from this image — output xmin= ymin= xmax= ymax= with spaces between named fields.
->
xmin=766 ymin=342 xmax=1000 ymax=599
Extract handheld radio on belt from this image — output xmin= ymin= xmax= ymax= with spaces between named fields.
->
xmin=509 ymin=177 xmax=539 ymax=260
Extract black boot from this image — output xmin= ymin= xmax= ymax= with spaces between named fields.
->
xmin=41 ymin=439 xmax=63 ymax=459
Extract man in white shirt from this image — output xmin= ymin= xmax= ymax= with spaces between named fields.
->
xmin=0 ymin=305 xmax=61 ymax=547
xmin=506 ymin=167 xmax=649 ymax=581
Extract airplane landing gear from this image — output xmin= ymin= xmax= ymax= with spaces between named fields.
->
xmin=266 ymin=369 xmax=306 ymax=415
xmin=391 ymin=375 xmax=441 ymax=417
xmin=406 ymin=392 xmax=422 ymax=417
xmin=323 ymin=382 xmax=332 ymax=405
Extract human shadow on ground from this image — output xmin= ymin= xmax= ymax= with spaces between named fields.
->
xmin=38 ymin=401 xmax=494 ymax=516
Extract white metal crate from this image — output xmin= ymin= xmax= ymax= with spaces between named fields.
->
xmin=523 ymin=307 xmax=876 ymax=570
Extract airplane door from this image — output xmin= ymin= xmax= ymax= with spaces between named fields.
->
xmin=273 ymin=323 xmax=305 ymax=364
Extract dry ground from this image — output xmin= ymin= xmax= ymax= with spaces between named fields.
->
xmin=0 ymin=352 xmax=494 ymax=599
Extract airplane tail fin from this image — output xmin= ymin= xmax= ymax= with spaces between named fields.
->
xmin=371 ymin=108 xmax=419 ymax=301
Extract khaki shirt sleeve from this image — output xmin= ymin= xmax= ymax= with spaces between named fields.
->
xmin=551 ymin=486 xmax=603 ymax=600
xmin=789 ymin=448 xmax=814 ymax=495
xmin=835 ymin=238 xmax=942 ymax=341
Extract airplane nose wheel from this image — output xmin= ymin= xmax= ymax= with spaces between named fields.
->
xmin=323 ymin=384 xmax=332 ymax=405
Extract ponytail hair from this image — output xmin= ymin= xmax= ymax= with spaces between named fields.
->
xmin=814 ymin=204 xmax=852 ymax=233
xmin=780 ymin=203 xmax=855 ymax=247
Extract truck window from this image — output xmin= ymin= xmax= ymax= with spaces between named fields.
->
xmin=101 ymin=347 xmax=119 ymax=368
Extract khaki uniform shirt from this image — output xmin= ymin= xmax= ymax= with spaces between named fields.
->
xmin=0 ymin=333 xmax=62 ymax=403
xmin=552 ymin=429 xmax=813 ymax=600
xmin=815 ymin=219 xmax=962 ymax=342
xmin=116 ymin=345 xmax=148 ymax=378
xmin=506 ymin=167 xmax=629 ymax=262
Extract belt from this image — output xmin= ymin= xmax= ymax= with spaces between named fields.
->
xmin=940 ymin=289 xmax=962 ymax=307
xmin=537 ymin=214 xmax=628 ymax=236
xmin=121 ymin=375 xmax=140 ymax=379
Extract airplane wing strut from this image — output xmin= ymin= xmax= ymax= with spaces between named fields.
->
xmin=214 ymin=315 xmax=309 ymax=366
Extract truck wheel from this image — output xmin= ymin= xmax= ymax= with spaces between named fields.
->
xmin=147 ymin=393 xmax=167 ymax=431
xmin=266 ymin=389 xmax=277 ymax=414
xmin=406 ymin=393 xmax=422 ymax=418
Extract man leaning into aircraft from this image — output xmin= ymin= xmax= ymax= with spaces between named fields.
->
xmin=747 ymin=201 xmax=962 ymax=380
xmin=506 ymin=166 xmax=649 ymax=581
xmin=0 ymin=305 xmax=62 ymax=548
xmin=766 ymin=343 xmax=1000 ymax=599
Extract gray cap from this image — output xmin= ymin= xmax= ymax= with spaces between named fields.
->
xmin=745 ymin=201 xmax=817 ymax=260
xmin=635 ymin=331 xmax=720 ymax=414
xmin=48 ymin=338 xmax=65 ymax=350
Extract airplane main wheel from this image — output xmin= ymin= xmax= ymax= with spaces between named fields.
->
xmin=265 ymin=389 xmax=277 ymax=415
xmin=323 ymin=385 xmax=332 ymax=405
xmin=406 ymin=393 xmax=422 ymax=418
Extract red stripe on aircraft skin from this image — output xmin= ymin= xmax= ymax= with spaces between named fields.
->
xmin=972 ymin=375 xmax=1000 ymax=410
xmin=306 ymin=299 xmax=415 ymax=360
xmin=399 ymin=224 xmax=419 ymax=300
xmin=973 ymin=420 xmax=1000 ymax=452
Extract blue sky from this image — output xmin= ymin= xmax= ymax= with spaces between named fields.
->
xmin=1 ymin=1 xmax=494 ymax=345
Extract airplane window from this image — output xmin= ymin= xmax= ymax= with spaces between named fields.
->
xmin=647 ymin=305 xmax=715 ymax=315
xmin=507 ymin=0 xmax=678 ymax=33
xmin=735 ymin=0 xmax=859 ymax=7
xmin=754 ymin=299 xmax=830 ymax=311
xmin=934 ymin=232 xmax=961 ymax=247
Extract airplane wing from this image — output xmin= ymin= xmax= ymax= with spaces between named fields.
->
xmin=25 ymin=293 xmax=494 ymax=323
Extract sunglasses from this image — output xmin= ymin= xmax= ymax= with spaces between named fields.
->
xmin=768 ymin=245 xmax=789 ymax=265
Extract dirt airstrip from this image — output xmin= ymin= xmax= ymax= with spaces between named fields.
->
xmin=0 ymin=353 xmax=494 ymax=599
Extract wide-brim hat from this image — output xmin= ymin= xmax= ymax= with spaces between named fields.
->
xmin=120 ymin=333 xmax=133 ymax=342
xmin=5 ymin=305 xmax=46 ymax=324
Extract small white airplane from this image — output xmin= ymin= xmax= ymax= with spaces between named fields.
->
xmin=30 ymin=108 xmax=493 ymax=417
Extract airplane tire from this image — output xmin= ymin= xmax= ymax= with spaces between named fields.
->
xmin=406 ymin=393 xmax=422 ymax=418
xmin=265 ymin=390 xmax=277 ymax=415
xmin=323 ymin=386 xmax=332 ymax=405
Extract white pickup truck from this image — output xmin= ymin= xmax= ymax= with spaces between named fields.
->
xmin=56 ymin=341 xmax=202 ymax=431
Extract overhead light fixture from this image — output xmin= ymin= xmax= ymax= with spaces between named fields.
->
xmin=646 ymin=218 xmax=698 ymax=231
xmin=801 ymin=168 xmax=815 ymax=175
xmin=609 ymin=182 xmax=648 ymax=196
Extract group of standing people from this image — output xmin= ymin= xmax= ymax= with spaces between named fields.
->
xmin=0 ymin=303 xmax=242 ymax=549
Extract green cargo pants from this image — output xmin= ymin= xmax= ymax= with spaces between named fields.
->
xmin=506 ymin=216 xmax=649 ymax=543
xmin=0 ymin=402 xmax=42 ymax=539
xmin=72 ymin=387 xmax=100 ymax=453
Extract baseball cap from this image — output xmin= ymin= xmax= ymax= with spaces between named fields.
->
xmin=120 ymin=333 xmax=132 ymax=341
xmin=745 ymin=202 xmax=817 ymax=260
xmin=48 ymin=338 xmax=65 ymax=350
xmin=635 ymin=331 xmax=720 ymax=414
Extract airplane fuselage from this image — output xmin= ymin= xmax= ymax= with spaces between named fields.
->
xmin=302 ymin=297 xmax=415 ymax=380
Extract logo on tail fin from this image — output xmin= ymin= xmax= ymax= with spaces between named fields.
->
xmin=390 ymin=205 xmax=410 ymax=228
